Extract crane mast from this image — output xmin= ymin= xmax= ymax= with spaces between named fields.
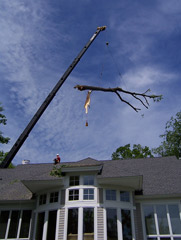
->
xmin=0 ymin=26 xmax=106 ymax=168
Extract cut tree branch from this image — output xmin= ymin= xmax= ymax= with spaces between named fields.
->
xmin=74 ymin=85 xmax=162 ymax=112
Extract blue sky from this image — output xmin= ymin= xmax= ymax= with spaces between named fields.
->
xmin=0 ymin=0 xmax=180 ymax=165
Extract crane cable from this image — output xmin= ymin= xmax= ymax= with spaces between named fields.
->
xmin=105 ymin=42 xmax=127 ymax=90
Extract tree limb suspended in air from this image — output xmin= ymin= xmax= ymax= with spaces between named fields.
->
xmin=74 ymin=85 xmax=162 ymax=112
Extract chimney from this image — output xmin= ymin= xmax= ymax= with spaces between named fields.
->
xmin=22 ymin=160 xmax=30 ymax=165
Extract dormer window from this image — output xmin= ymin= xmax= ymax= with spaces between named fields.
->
xmin=83 ymin=175 xmax=94 ymax=185
xmin=69 ymin=176 xmax=79 ymax=186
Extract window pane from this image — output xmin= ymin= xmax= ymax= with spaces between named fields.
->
xmin=8 ymin=210 xmax=20 ymax=238
xmin=83 ymin=208 xmax=94 ymax=240
xmin=67 ymin=208 xmax=78 ymax=240
xmin=168 ymin=205 xmax=181 ymax=234
xmin=69 ymin=190 xmax=79 ymax=201
xmin=50 ymin=192 xmax=59 ymax=203
xmin=36 ymin=212 xmax=45 ymax=240
xmin=156 ymin=205 xmax=169 ymax=234
xmin=83 ymin=189 xmax=94 ymax=200
xmin=0 ymin=211 xmax=9 ymax=239
xmin=107 ymin=208 xmax=118 ymax=240
xmin=120 ymin=191 xmax=130 ymax=202
xmin=19 ymin=210 xmax=32 ymax=238
xmin=39 ymin=194 xmax=47 ymax=205
xmin=47 ymin=210 xmax=57 ymax=240
xmin=160 ymin=238 xmax=171 ymax=240
xmin=143 ymin=206 xmax=156 ymax=235
xmin=70 ymin=176 xmax=79 ymax=186
xmin=106 ymin=190 xmax=116 ymax=201
xmin=84 ymin=176 xmax=94 ymax=185
xmin=122 ymin=209 xmax=132 ymax=240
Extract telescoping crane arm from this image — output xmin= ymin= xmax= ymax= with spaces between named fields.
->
xmin=0 ymin=26 xmax=106 ymax=168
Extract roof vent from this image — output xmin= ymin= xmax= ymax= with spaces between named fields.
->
xmin=22 ymin=160 xmax=30 ymax=165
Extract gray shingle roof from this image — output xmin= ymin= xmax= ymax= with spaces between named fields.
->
xmin=0 ymin=156 xmax=180 ymax=200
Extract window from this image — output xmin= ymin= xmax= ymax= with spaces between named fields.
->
xmin=83 ymin=188 xmax=94 ymax=200
xmin=69 ymin=189 xmax=79 ymax=201
xmin=83 ymin=175 xmax=94 ymax=185
xmin=143 ymin=205 xmax=156 ymax=235
xmin=36 ymin=212 xmax=45 ymax=240
xmin=69 ymin=176 xmax=79 ymax=186
xmin=39 ymin=194 xmax=47 ymax=205
xmin=106 ymin=189 xmax=116 ymax=201
xmin=143 ymin=204 xmax=181 ymax=239
xmin=0 ymin=211 xmax=9 ymax=239
xmin=168 ymin=204 xmax=181 ymax=234
xmin=83 ymin=208 xmax=94 ymax=240
xmin=47 ymin=210 xmax=57 ymax=240
xmin=8 ymin=210 xmax=20 ymax=238
xmin=19 ymin=210 xmax=32 ymax=238
xmin=121 ymin=209 xmax=132 ymax=240
xmin=50 ymin=191 xmax=59 ymax=203
xmin=107 ymin=208 xmax=118 ymax=240
xmin=0 ymin=210 xmax=32 ymax=239
xmin=67 ymin=208 xmax=78 ymax=240
xmin=120 ymin=191 xmax=130 ymax=202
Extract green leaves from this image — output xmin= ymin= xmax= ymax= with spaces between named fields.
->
xmin=0 ymin=103 xmax=10 ymax=145
xmin=153 ymin=111 xmax=181 ymax=159
xmin=112 ymin=144 xmax=153 ymax=160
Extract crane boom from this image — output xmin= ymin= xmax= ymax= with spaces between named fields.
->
xmin=0 ymin=26 xmax=106 ymax=168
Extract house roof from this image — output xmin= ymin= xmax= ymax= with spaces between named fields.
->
xmin=0 ymin=156 xmax=180 ymax=200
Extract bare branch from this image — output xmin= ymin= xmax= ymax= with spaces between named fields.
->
xmin=74 ymin=85 xmax=162 ymax=111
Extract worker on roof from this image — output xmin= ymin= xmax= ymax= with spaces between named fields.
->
xmin=54 ymin=154 xmax=61 ymax=164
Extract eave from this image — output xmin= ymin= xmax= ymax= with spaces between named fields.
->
xmin=61 ymin=164 xmax=103 ymax=174
xmin=22 ymin=179 xmax=64 ymax=193
xmin=97 ymin=175 xmax=143 ymax=190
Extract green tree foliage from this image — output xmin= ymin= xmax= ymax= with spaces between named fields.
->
xmin=0 ymin=103 xmax=13 ymax=167
xmin=0 ymin=103 xmax=10 ymax=144
xmin=112 ymin=144 xmax=153 ymax=160
xmin=153 ymin=111 xmax=181 ymax=159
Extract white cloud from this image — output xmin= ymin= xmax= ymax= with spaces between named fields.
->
xmin=121 ymin=66 xmax=177 ymax=90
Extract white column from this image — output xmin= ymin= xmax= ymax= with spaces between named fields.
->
xmin=78 ymin=207 xmax=83 ymax=240
xmin=42 ymin=211 xmax=48 ymax=240
xmin=94 ymin=207 xmax=97 ymax=240
xmin=131 ymin=209 xmax=136 ymax=240
xmin=55 ymin=209 xmax=60 ymax=240
xmin=118 ymin=208 xmax=122 ymax=240
xmin=103 ymin=208 xmax=107 ymax=240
